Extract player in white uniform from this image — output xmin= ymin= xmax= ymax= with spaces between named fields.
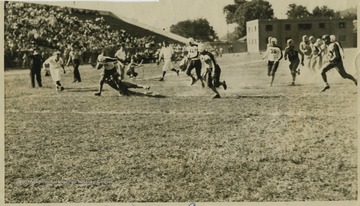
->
xmin=185 ymin=38 xmax=204 ymax=87
xmin=262 ymin=38 xmax=283 ymax=86
xmin=299 ymin=35 xmax=312 ymax=70
xmin=158 ymin=41 xmax=179 ymax=81
xmin=320 ymin=35 xmax=357 ymax=92
xmin=310 ymin=38 xmax=323 ymax=71
xmin=43 ymin=51 xmax=66 ymax=91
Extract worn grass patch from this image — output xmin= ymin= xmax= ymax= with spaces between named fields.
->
xmin=4 ymin=52 xmax=358 ymax=203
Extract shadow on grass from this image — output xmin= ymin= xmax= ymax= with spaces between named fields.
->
xmin=64 ymin=87 xmax=99 ymax=92
xmin=231 ymin=95 xmax=284 ymax=99
xmin=126 ymin=90 xmax=166 ymax=98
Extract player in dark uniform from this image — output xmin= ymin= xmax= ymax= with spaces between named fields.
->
xmin=198 ymin=44 xmax=227 ymax=90
xmin=320 ymin=35 xmax=357 ymax=92
xmin=284 ymin=39 xmax=304 ymax=86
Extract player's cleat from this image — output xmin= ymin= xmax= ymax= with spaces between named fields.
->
xmin=56 ymin=86 xmax=64 ymax=91
xmin=223 ymin=81 xmax=227 ymax=90
xmin=191 ymin=77 xmax=197 ymax=85
xmin=212 ymin=94 xmax=221 ymax=99
xmin=291 ymin=82 xmax=295 ymax=86
xmin=94 ymin=92 xmax=101 ymax=96
xmin=201 ymin=81 xmax=205 ymax=88
xmin=321 ymin=85 xmax=330 ymax=92
xmin=159 ymin=77 xmax=164 ymax=81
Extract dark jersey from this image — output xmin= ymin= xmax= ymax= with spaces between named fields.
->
xmin=29 ymin=54 xmax=43 ymax=69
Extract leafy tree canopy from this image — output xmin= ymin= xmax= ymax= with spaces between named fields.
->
xmin=223 ymin=0 xmax=274 ymax=38
xmin=170 ymin=18 xmax=218 ymax=42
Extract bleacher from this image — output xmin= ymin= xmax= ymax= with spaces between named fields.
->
xmin=4 ymin=1 xmax=186 ymax=68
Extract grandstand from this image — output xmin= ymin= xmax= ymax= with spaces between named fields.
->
xmin=4 ymin=1 xmax=187 ymax=68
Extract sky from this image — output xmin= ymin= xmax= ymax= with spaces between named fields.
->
xmin=32 ymin=0 xmax=358 ymax=37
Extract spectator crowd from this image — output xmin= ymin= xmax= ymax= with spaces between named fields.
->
xmin=4 ymin=1 xmax=185 ymax=68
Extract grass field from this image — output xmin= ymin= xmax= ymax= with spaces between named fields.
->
xmin=4 ymin=49 xmax=358 ymax=203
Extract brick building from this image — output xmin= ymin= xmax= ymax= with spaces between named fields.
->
xmin=246 ymin=17 xmax=356 ymax=52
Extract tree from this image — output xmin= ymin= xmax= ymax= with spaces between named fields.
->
xmin=170 ymin=18 xmax=218 ymax=42
xmin=286 ymin=4 xmax=311 ymax=19
xmin=223 ymin=0 xmax=274 ymax=38
xmin=312 ymin=6 xmax=339 ymax=18
xmin=339 ymin=7 xmax=357 ymax=19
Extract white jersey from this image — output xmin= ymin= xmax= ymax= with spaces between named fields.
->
xmin=97 ymin=54 xmax=118 ymax=70
xmin=159 ymin=46 xmax=173 ymax=59
xmin=263 ymin=46 xmax=282 ymax=62
xmin=115 ymin=49 xmax=126 ymax=60
xmin=43 ymin=55 xmax=64 ymax=83
xmin=44 ymin=56 xmax=64 ymax=70
xmin=187 ymin=45 xmax=199 ymax=59
xmin=299 ymin=42 xmax=311 ymax=56
xmin=200 ymin=54 xmax=214 ymax=69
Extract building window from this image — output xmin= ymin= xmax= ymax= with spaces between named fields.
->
xmin=285 ymin=24 xmax=291 ymax=30
xmin=265 ymin=25 xmax=273 ymax=31
xmin=339 ymin=35 xmax=346 ymax=41
xmin=319 ymin=23 xmax=325 ymax=29
xmin=298 ymin=23 xmax=312 ymax=30
xmin=254 ymin=26 xmax=257 ymax=32
xmin=339 ymin=22 xmax=346 ymax=28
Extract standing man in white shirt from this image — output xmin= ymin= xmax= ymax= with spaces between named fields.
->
xmin=114 ymin=45 xmax=126 ymax=80
xmin=43 ymin=51 xmax=66 ymax=91
xmin=158 ymin=41 xmax=179 ymax=81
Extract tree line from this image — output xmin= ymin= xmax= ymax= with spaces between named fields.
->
xmin=169 ymin=0 xmax=356 ymax=42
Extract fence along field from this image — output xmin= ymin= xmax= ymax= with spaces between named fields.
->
xmin=4 ymin=49 xmax=358 ymax=203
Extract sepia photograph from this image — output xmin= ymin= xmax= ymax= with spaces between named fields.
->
xmin=1 ymin=0 xmax=359 ymax=205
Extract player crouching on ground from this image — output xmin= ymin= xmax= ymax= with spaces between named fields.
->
xmin=284 ymin=39 xmax=304 ymax=86
xmin=198 ymin=44 xmax=225 ymax=99
xmin=43 ymin=51 xmax=66 ymax=91
xmin=262 ymin=37 xmax=283 ymax=87
xmin=95 ymin=53 xmax=150 ymax=96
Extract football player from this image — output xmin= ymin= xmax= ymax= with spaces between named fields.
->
xmin=284 ymin=39 xmax=304 ymax=86
xmin=198 ymin=43 xmax=226 ymax=99
xmin=95 ymin=51 xmax=150 ymax=96
xmin=184 ymin=38 xmax=204 ymax=87
xmin=320 ymin=35 xmax=357 ymax=92
xmin=299 ymin=35 xmax=312 ymax=70
xmin=157 ymin=41 xmax=179 ymax=81
xmin=262 ymin=37 xmax=283 ymax=86
xmin=43 ymin=51 xmax=66 ymax=91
